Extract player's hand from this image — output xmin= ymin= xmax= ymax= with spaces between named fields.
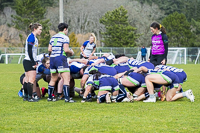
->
xmin=32 ymin=62 xmax=38 ymax=69
xmin=69 ymin=59 xmax=73 ymax=64
xmin=161 ymin=59 xmax=166 ymax=65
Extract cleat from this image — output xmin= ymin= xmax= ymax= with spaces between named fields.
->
xmin=111 ymin=95 xmax=117 ymax=102
xmin=92 ymin=95 xmax=97 ymax=99
xmin=81 ymin=99 xmax=86 ymax=103
xmin=34 ymin=95 xmax=41 ymax=101
xmin=185 ymin=89 xmax=195 ymax=102
xmin=57 ymin=94 xmax=65 ymax=100
xmin=122 ymin=97 xmax=130 ymax=102
xmin=28 ymin=98 xmax=38 ymax=102
xmin=127 ymin=92 xmax=134 ymax=102
xmin=23 ymin=97 xmax=28 ymax=101
xmin=86 ymin=98 xmax=92 ymax=102
xmin=160 ymin=90 xmax=166 ymax=102
xmin=47 ymin=97 xmax=57 ymax=102
xmin=18 ymin=90 xmax=23 ymax=97
xmin=143 ymin=97 xmax=156 ymax=103
xmin=65 ymin=98 xmax=76 ymax=103
xmin=106 ymin=92 xmax=111 ymax=104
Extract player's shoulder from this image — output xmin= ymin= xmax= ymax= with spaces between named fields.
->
xmin=27 ymin=33 xmax=35 ymax=41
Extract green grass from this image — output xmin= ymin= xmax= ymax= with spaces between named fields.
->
xmin=0 ymin=64 xmax=200 ymax=133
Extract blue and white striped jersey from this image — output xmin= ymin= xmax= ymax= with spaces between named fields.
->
xmin=49 ymin=32 xmax=70 ymax=57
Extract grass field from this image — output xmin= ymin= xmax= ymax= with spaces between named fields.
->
xmin=0 ymin=64 xmax=200 ymax=133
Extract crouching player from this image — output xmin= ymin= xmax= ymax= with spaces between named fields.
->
xmin=83 ymin=68 xmax=132 ymax=103
xmin=135 ymin=66 xmax=195 ymax=102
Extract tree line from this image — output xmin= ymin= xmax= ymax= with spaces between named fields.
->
xmin=1 ymin=0 xmax=200 ymax=47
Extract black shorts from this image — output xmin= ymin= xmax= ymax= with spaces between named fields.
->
xmin=23 ymin=59 xmax=36 ymax=72
xmin=20 ymin=73 xmax=25 ymax=85
xmin=150 ymin=54 xmax=167 ymax=66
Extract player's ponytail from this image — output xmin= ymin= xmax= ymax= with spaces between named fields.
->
xmin=150 ymin=22 xmax=167 ymax=34
xmin=29 ymin=23 xmax=42 ymax=31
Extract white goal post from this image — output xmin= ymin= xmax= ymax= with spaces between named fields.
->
xmin=0 ymin=53 xmax=25 ymax=64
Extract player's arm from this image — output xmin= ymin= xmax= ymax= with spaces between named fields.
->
xmin=91 ymin=58 xmax=105 ymax=66
xmin=90 ymin=47 xmax=96 ymax=56
xmin=113 ymin=56 xmax=129 ymax=65
xmin=48 ymin=44 xmax=52 ymax=56
xmin=69 ymin=58 xmax=88 ymax=65
xmin=80 ymin=74 xmax=89 ymax=89
xmin=64 ymin=43 xmax=74 ymax=56
xmin=135 ymin=66 xmax=148 ymax=73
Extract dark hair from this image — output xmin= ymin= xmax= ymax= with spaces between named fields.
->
xmin=58 ymin=23 xmax=68 ymax=31
xmin=150 ymin=22 xmax=166 ymax=34
xmin=82 ymin=66 xmax=88 ymax=73
xmin=115 ymin=54 xmax=125 ymax=59
xmin=29 ymin=23 xmax=42 ymax=31
xmin=41 ymin=56 xmax=50 ymax=64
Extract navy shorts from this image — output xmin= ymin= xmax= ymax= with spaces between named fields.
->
xmin=99 ymin=77 xmax=120 ymax=91
xmin=160 ymin=71 xmax=179 ymax=89
xmin=173 ymin=71 xmax=187 ymax=84
xmin=126 ymin=72 xmax=146 ymax=87
xmin=50 ymin=55 xmax=69 ymax=73
xmin=114 ymin=65 xmax=130 ymax=73
xmin=138 ymin=62 xmax=155 ymax=69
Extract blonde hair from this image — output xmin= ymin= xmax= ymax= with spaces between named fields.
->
xmin=90 ymin=33 xmax=96 ymax=44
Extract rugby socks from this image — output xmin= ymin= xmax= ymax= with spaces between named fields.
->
xmin=57 ymin=93 xmax=62 ymax=97
xmin=32 ymin=92 xmax=37 ymax=97
xmin=98 ymin=94 xmax=106 ymax=103
xmin=149 ymin=94 xmax=155 ymax=99
xmin=63 ymin=85 xmax=70 ymax=100
xmin=182 ymin=92 xmax=186 ymax=97
xmin=27 ymin=82 xmax=33 ymax=99
xmin=48 ymin=85 xmax=54 ymax=99
xmin=145 ymin=92 xmax=149 ymax=98
xmin=87 ymin=93 xmax=92 ymax=99
xmin=23 ymin=82 xmax=28 ymax=97
xmin=116 ymin=84 xmax=127 ymax=102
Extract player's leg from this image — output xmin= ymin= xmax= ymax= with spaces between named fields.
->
xmin=143 ymin=74 xmax=168 ymax=102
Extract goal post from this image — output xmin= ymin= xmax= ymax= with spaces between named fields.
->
xmin=0 ymin=53 xmax=25 ymax=64
xmin=136 ymin=47 xmax=186 ymax=64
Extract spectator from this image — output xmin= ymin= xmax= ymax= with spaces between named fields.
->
xmin=141 ymin=46 xmax=147 ymax=61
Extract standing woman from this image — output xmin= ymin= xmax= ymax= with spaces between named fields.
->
xmin=80 ymin=33 xmax=96 ymax=59
xmin=48 ymin=23 xmax=74 ymax=102
xmin=23 ymin=23 xmax=42 ymax=102
xmin=148 ymin=22 xmax=168 ymax=66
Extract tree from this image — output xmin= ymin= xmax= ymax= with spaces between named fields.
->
xmin=68 ymin=32 xmax=80 ymax=47
xmin=162 ymin=12 xmax=193 ymax=47
xmin=0 ymin=0 xmax=14 ymax=11
xmin=191 ymin=19 xmax=200 ymax=47
xmin=99 ymin=6 xmax=140 ymax=47
xmin=68 ymin=32 xmax=80 ymax=57
xmin=11 ymin=0 xmax=51 ymax=46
